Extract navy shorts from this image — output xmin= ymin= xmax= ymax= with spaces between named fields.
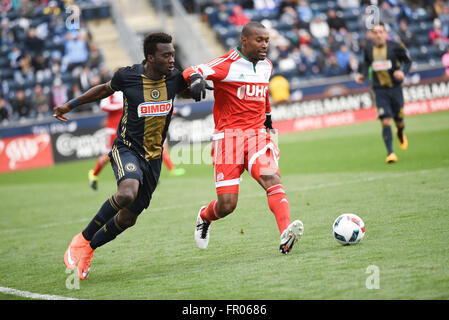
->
xmin=109 ymin=142 xmax=162 ymax=215
xmin=373 ymin=86 xmax=404 ymax=121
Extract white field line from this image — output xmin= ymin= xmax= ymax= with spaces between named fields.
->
xmin=0 ymin=286 xmax=78 ymax=300
xmin=1 ymin=167 xmax=446 ymax=235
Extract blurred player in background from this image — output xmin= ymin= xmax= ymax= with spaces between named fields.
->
xmin=88 ymin=89 xmax=123 ymax=190
xmin=356 ymin=22 xmax=412 ymax=163
xmin=162 ymin=141 xmax=186 ymax=176
xmin=183 ymin=21 xmax=303 ymax=255
xmin=54 ymin=32 xmax=190 ymax=280
xmin=162 ymin=106 xmax=186 ymax=176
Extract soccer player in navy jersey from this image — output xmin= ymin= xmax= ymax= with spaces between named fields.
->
xmin=356 ymin=22 xmax=411 ymax=163
xmin=54 ymin=32 xmax=190 ymax=280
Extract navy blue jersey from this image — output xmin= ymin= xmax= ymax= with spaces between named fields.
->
xmin=109 ymin=63 xmax=188 ymax=161
xmin=361 ymin=40 xmax=412 ymax=89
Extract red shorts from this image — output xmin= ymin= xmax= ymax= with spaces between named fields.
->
xmin=211 ymin=129 xmax=280 ymax=195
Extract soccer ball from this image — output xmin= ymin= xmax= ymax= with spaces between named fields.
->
xmin=332 ymin=213 xmax=365 ymax=245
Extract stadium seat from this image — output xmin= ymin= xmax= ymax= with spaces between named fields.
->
xmin=0 ymin=57 xmax=9 ymax=68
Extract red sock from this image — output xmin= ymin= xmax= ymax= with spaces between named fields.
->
xmin=93 ymin=157 xmax=105 ymax=176
xmin=200 ymin=200 xmax=220 ymax=223
xmin=162 ymin=149 xmax=174 ymax=171
xmin=266 ymin=184 xmax=290 ymax=234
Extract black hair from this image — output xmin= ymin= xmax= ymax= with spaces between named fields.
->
xmin=143 ymin=32 xmax=172 ymax=63
xmin=373 ymin=21 xmax=386 ymax=29
xmin=241 ymin=21 xmax=266 ymax=37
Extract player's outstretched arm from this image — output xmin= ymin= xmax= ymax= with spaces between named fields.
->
xmin=53 ymin=81 xmax=115 ymax=122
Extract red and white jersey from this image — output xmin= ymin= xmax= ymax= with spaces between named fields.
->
xmin=100 ymin=91 xmax=123 ymax=130
xmin=183 ymin=47 xmax=273 ymax=131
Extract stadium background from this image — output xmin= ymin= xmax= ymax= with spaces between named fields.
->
xmin=0 ymin=0 xmax=448 ymax=304
xmin=1 ymin=0 xmax=449 ymax=172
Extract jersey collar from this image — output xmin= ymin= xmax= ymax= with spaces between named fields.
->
xmin=235 ymin=46 xmax=258 ymax=72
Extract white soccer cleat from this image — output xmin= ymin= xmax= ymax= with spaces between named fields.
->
xmin=279 ymin=220 xmax=304 ymax=254
xmin=195 ymin=206 xmax=210 ymax=249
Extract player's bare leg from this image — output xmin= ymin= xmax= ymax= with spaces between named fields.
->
xmin=259 ymin=174 xmax=303 ymax=254
xmin=195 ymin=193 xmax=238 ymax=249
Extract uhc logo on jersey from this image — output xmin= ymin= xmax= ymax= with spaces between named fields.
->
xmin=237 ymin=84 xmax=268 ymax=101
xmin=137 ymin=100 xmax=172 ymax=117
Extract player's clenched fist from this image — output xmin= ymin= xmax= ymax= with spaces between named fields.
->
xmin=190 ymin=73 xmax=214 ymax=102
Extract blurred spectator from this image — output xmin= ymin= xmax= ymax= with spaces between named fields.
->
xmin=12 ymin=89 xmax=32 ymax=119
xmin=51 ymin=78 xmax=68 ymax=108
xmin=299 ymin=44 xmax=320 ymax=76
xmin=429 ymin=18 xmax=449 ymax=45
xmin=69 ymin=81 xmax=92 ymax=112
xmin=0 ymin=18 xmax=14 ymax=45
xmin=442 ymin=47 xmax=449 ymax=76
xmin=317 ymin=45 xmax=333 ymax=71
xmin=0 ymin=0 xmax=12 ymax=13
xmin=398 ymin=19 xmax=418 ymax=47
xmin=79 ymin=66 xmax=94 ymax=92
xmin=323 ymin=55 xmax=344 ymax=77
xmin=277 ymin=44 xmax=296 ymax=72
xmin=88 ymin=43 xmax=103 ymax=68
xmin=359 ymin=5 xmax=377 ymax=33
xmin=253 ymin=0 xmax=277 ymax=14
xmin=69 ymin=82 xmax=83 ymax=101
xmin=269 ymin=74 xmax=290 ymax=103
xmin=228 ymin=4 xmax=250 ymax=26
xmin=337 ymin=0 xmax=359 ymax=9
xmin=310 ymin=15 xmax=330 ymax=40
xmin=8 ymin=45 xmax=22 ymax=71
xmin=278 ymin=0 xmax=298 ymax=17
xmin=31 ymin=84 xmax=51 ymax=117
xmin=0 ymin=78 xmax=9 ymax=98
xmin=297 ymin=1 xmax=313 ymax=24
xmin=24 ymin=27 xmax=44 ymax=53
xmin=0 ymin=96 xmax=12 ymax=122
xmin=438 ymin=5 xmax=449 ymax=38
xmin=98 ymin=66 xmax=111 ymax=83
xmin=280 ymin=6 xmax=298 ymax=25
xmin=327 ymin=33 xmax=341 ymax=52
xmin=343 ymin=31 xmax=360 ymax=55
xmin=14 ymin=51 xmax=34 ymax=84
xmin=18 ymin=0 xmax=35 ymax=18
xmin=335 ymin=45 xmax=351 ymax=71
xmin=348 ymin=54 xmax=359 ymax=75
xmin=298 ymin=28 xmax=312 ymax=46
xmin=432 ymin=0 xmax=446 ymax=18
xmin=380 ymin=1 xmax=398 ymax=30
xmin=32 ymin=52 xmax=51 ymax=83
xmin=64 ymin=32 xmax=89 ymax=71
xmin=327 ymin=9 xmax=347 ymax=33
xmin=209 ymin=3 xmax=230 ymax=27
xmin=43 ymin=0 xmax=62 ymax=16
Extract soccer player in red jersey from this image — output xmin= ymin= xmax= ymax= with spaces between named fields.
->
xmin=183 ymin=22 xmax=303 ymax=254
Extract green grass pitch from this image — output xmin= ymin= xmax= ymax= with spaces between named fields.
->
xmin=1 ymin=111 xmax=448 ymax=300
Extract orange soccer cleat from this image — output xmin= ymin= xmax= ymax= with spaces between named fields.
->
xmin=398 ymin=133 xmax=408 ymax=151
xmin=64 ymin=232 xmax=90 ymax=270
xmin=386 ymin=152 xmax=398 ymax=163
xmin=77 ymin=245 xmax=95 ymax=280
